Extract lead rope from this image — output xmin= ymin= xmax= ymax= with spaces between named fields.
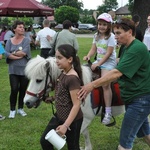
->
xmin=42 ymin=67 xmax=50 ymax=101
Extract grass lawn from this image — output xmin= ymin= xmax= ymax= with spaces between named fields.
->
xmin=0 ymin=37 xmax=149 ymax=150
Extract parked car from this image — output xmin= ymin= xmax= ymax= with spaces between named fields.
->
xmin=32 ymin=24 xmax=42 ymax=29
xmin=54 ymin=24 xmax=63 ymax=29
xmin=78 ymin=24 xmax=97 ymax=31
xmin=71 ymin=26 xmax=79 ymax=31
xmin=54 ymin=24 xmax=79 ymax=31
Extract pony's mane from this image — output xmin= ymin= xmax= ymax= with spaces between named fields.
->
xmin=25 ymin=55 xmax=92 ymax=84
xmin=46 ymin=57 xmax=62 ymax=81
xmin=81 ymin=65 xmax=92 ymax=84
xmin=25 ymin=55 xmax=47 ymax=79
xmin=25 ymin=55 xmax=61 ymax=80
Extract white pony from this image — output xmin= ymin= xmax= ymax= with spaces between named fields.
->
xmin=24 ymin=55 xmax=125 ymax=150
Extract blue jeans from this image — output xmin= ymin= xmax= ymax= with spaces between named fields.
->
xmin=120 ymin=94 xmax=150 ymax=149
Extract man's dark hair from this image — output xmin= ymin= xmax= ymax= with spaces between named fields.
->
xmin=132 ymin=14 xmax=141 ymax=23
xmin=63 ymin=20 xmax=72 ymax=29
xmin=114 ymin=18 xmax=136 ymax=36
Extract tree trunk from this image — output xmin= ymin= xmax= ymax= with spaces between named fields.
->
xmin=132 ymin=0 xmax=150 ymax=35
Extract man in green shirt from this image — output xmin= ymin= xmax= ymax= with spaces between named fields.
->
xmin=78 ymin=18 xmax=150 ymax=150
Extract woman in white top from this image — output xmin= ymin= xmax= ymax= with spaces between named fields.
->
xmin=143 ymin=14 xmax=150 ymax=51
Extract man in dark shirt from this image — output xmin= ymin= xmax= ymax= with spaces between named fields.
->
xmin=132 ymin=14 xmax=143 ymax=42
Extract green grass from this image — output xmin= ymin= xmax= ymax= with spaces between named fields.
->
xmin=0 ymin=37 xmax=149 ymax=150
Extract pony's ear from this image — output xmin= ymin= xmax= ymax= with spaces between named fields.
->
xmin=45 ymin=61 xmax=50 ymax=70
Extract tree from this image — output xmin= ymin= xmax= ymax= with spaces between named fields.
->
xmin=79 ymin=9 xmax=97 ymax=24
xmin=80 ymin=15 xmax=96 ymax=24
xmin=128 ymin=0 xmax=134 ymax=12
xmin=132 ymin=0 xmax=150 ymax=34
xmin=42 ymin=0 xmax=83 ymax=10
xmin=97 ymin=0 xmax=118 ymax=14
xmin=0 ymin=17 xmax=33 ymax=28
xmin=55 ymin=6 xmax=79 ymax=24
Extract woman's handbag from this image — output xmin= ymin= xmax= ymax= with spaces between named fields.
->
xmin=49 ymin=32 xmax=59 ymax=56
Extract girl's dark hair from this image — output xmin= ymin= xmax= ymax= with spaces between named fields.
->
xmin=12 ymin=20 xmax=25 ymax=30
xmin=57 ymin=44 xmax=84 ymax=86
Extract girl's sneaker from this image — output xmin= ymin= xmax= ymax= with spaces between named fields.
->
xmin=102 ymin=113 xmax=112 ymax=125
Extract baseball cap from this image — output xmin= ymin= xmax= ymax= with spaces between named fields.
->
xmin=97 ymin=13 xmax=113 ymax=23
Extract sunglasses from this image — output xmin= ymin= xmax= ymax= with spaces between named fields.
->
xmin=115 ymin=19 xmax=133 ymax=29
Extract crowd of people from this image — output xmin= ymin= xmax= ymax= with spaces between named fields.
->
xmin=0 ymin=13 xmax=150 ymax=150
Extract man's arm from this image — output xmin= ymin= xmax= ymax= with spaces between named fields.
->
xmin=92 ymin=69 xmax=122 ymax=88
xmin=78 ymin=69 xmax=122 ymax=99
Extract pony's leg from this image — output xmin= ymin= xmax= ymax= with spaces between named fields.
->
xmin=80 ymin=117 xmax=93 ymax=150
xmin=81 ymin=128 xmax=92 ymax=150
xmin=80 ymin=95 xmax=95 ymax=150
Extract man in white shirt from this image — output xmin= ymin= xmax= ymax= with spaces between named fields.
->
xmin=35 ymin=19 xmax=56 ymax=58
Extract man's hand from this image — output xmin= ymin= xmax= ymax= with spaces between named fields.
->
xmin=46 ymin=35 xmax=52 ymax=41
xmin=77 ymin=83 xmax=94 ymax=100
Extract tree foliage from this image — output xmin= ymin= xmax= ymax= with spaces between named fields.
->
xmin=80 ymin=15 xmax=96 ymax=25
xmin=128 ymin=0 xmax=134 ymax=12
xmin=42 ymin=0 xmax=83 ymax=10
xmin=0 ymin=17 xmax=33 ymax=28
xmin=54 ymin=6 xmax=79 ymax=24
xmin=79 ymin=9 xmax=97 ymax=24
xmin=97 ymin=0 xmax=118 ymax=14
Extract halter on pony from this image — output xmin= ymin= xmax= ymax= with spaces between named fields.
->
xmin=25 ymin=61 xmax=55 ymax=108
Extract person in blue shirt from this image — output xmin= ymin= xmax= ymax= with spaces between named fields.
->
xmin=0 ymin=43 xmax=5 ymax=121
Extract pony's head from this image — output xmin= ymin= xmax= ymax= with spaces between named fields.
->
xmin=24 ymin=55 xmax=61 ymax=108
xmin=24 ymin=55 xmax=92 ymax=108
